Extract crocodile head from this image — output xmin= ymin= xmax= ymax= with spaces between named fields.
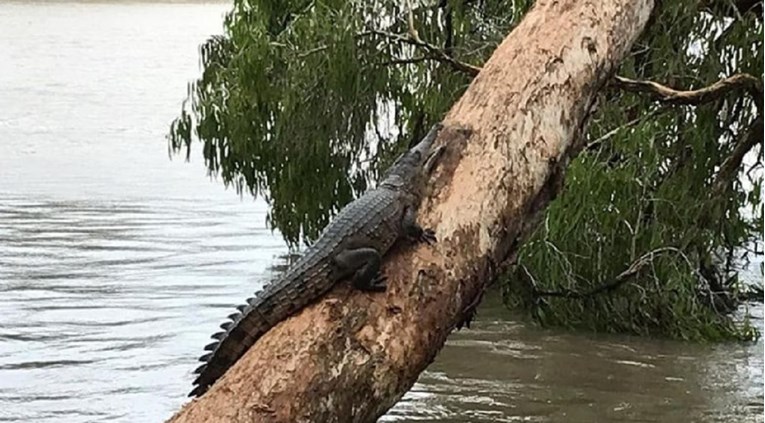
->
xmin=381 ymin=123 xmax=444 ymax=192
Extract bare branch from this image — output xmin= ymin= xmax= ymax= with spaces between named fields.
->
xmin=440 ymin=0 xmax=454 ymax=56
xmin=296 ymin=44 xmax=330 ymax=58
xmin=292 ymin=29 xmax=482 ymax=76
xmin=585 ymin=108 xmax=665 ymax=151
xmin=711 ymin=115 xmax=764 ymax=196
xmin=700 ymin=0 xmax=763 ymax=21
xmin=377 ymin=56 xmax=432 ymax=67
xmin=535 ymin=247 xmax=693 ymax=299
xmin=367 ymin=29 xmax=482 ymax=76
xmin=405 ymin=0 xmax=421 ymax=43
xmin=613 ymin=73 xmax=763 ymax=111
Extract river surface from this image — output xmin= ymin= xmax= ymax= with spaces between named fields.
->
xmin=0 ymin=1 xmax=762 ymax=422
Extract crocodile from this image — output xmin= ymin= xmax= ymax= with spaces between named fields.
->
xmin=188 ymin=123 xmax=444 ymax=397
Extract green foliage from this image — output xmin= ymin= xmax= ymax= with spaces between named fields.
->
xmin=169 ymin=0 xmax=521 ymax=245
xmin=506 ymin=1 xmax=763 ymax=341
xmin=170 ymin=0 xmax=762 ymax=340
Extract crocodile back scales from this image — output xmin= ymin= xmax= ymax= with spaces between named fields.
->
xmin=189 ymin=186 xmax=409 ymax=397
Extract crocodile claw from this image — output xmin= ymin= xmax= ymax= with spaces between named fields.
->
xmin=420 ymin=228 xmax=437 ymax=244
xmin=370 ymin=273 xmax=388 ymax=292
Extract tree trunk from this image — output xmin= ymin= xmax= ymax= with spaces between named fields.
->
xmin=167 ymin=1 xmax=654 ymax=421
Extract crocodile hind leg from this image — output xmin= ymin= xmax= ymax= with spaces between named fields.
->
xmin=333 ymin=248 xmax=387 ymax=292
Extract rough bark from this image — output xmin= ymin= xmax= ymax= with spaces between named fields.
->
xmin=167 ymin=1 xmax=654 ymax=422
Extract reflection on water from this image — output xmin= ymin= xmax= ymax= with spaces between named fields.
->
xmin=0 ymin=1 xmax=761 ymax=423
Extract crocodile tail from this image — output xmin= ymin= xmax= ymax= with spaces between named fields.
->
xmin=189 ymin=295 xmax=270 ymax=397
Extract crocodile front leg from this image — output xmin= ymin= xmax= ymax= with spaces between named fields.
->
xmin=402 ymin=207 xmax=436 ymax=244
xmin=333 ymin=248 xmax=387 ymax=292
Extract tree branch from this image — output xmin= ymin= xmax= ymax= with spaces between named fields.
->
xmin=405 ymin=0 xmax=421 ymax=42
xmin=585 ymin=107 xmax=665 ymax=151
xmin=613 ymin=73 xmax=763 ymax=111
xmin=711 ymin=115 xmax=764 ymax=196
xmin=367 ymin=29 xmax=482 ymax=76
xmin=439 ymin=0 xmax=454 ymax=56
xmin=535 ymin=247 xmax=691 ymax=299
xmin=700 ymin=0 xmax=763 ymax=21
xmin=293 ymin=28 xmax=482 ymax=76
xmin=377 ymin=56 xmax=432 ymax=67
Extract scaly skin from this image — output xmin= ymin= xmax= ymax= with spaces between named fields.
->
xmin=189 ymin=124 xmax=443 ymax=397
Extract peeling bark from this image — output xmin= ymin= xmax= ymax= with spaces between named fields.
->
xmin=167 ymin=1 xmax=654 ymax=422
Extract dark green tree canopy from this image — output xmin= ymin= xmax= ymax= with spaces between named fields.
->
xmin=171 ymin=0 xmax=762 ymax=340
xmin=170 ymin=0 xmax=530 ymax=244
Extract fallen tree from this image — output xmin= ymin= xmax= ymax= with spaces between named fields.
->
xmin=167 ymin=0 xmax=654 ymax=421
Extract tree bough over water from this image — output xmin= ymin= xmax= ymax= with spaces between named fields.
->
xmin=170 ymin=0 xmax=763 ymax=341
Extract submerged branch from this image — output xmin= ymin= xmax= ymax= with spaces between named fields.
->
xmin=613 ymin=73 xmax=763 ymax=111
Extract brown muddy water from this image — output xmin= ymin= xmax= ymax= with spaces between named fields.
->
xmin=0 ymin=1 xmax=762 ymax=422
